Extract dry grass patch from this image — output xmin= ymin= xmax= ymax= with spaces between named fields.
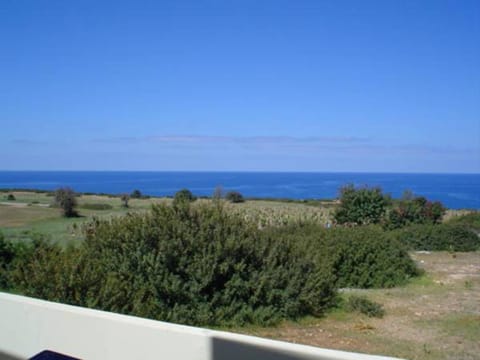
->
xmin=0 ymin=204 xmax=58 ymax=227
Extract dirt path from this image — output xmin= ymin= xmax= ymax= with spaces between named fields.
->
xmin=241 ymin=252 xmax=480 ymax=360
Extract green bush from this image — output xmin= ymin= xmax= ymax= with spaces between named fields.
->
xmin=130 ymin=189 xmax=142 ymax=199
xmin=12 ymin=203 xmax=336 ymax=327
xmin=267 ymin=224 xmax=419 ymax=289
xmin=446 ymin=212 xmax=480 ymax=232
xmin=6 ymin=194 xmax=15 ymax=201
xmin=226 ymin=191 xmax=245 ymax=203
xmin=0 ymin=232 xmax=35 ymax=290
xmin=79 ymin=203 xmax=113 ymax=210
xmin=391 ymin=223 xmax=480 ymax=251
xmin=386 ymin=192 xmax=446 ymax=229
xmin=0 ymin=232 xmax=15 ymax=289
xmin=173 ymin=188 xmax=196 ymax=206
xmin=334 ymin=185 xmax=390 ymax=226
xmin=345 ymin=295 xmax=385 ymax=318
xmin=331 ymin=227 xmax=419 ymax=288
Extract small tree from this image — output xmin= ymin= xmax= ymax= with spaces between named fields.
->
xmin=130 ymin=189 xmax=142 ymax=199
xmin=6 ymin=194 xmax=15 ymax=201
xmin=225 ymin=191 xmax=244 ymax=203
xmin=173 ymin=189 xmax=196 ymax=206
xmin=54 ymin=187 xmax=78 ymax=217
xmin=212 ymin=185 xmax=224 ymax=201
xmin=121 ymin=193 xmax=130 ymax=208
xmin=334 ymin=184 xmax=389 ymax=226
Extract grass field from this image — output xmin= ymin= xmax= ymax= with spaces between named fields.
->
xmin=0 ymin=191 xmax=333 ymax=245
xmin=1 ymin=191 xmax=479 ymax=359
xmin=0 ymin=191 xmax=165 ymax=245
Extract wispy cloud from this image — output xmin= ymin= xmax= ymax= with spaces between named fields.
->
xmin=11 ymin=139 xmax=48 ymax=145
xmin=92 ymin=135 xmax=371 ymax=145
xmin=89 ymin=135 xmax=479 ymax=157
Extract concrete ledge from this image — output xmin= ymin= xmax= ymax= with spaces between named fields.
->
xmin=0 ymin=292 xmax=402 ymax=360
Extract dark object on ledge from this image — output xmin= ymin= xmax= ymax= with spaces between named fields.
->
xmin=30 ymin=350 xmax=80 ymax=360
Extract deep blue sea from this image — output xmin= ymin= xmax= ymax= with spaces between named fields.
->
xmin=0 ymin=171 xmax=479 ymax=209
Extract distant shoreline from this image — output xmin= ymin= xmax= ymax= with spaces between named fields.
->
xmin=0 ymin=171 xmax=478 ymax=209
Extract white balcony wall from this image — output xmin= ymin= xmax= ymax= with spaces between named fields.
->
xmin=0 ymin=293 xmax=402 ymax=360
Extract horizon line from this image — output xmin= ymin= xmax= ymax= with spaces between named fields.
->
xmin=0 ymin=170 xmax=479 ymax=175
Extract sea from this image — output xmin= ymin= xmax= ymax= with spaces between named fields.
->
xmin=0 ymin=171 xmax=479 ymax=210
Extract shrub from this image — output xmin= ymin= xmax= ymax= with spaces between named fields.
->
xmin=267 ymin=224 xmax=419 ymax=289
xmin=130 ymin=189 xmax=142 ymax=199
xmin=0 ymin=232 xmax=35 ymax=290
xmin=53 ymin=187 xmax=78 ymax=217
xmin=334 ymin=185 xmax=389 ymax=226
xmin=345 ymin=295 xmax=385 ymax=318
xmin=13 ymin=203 xmax=336 ymax=327
xmin=446 ymin=212 xmax=480 ymax=232
xmin=6 ymin=194 xmax=15 ymax=201
xmin=226 ymin=191 xmax=244 ymax=203
xmin=0 ymin=232 xmax=15 ymax=289
xmin=386 ymin=191 xmax=446 ymax=229
xmin=120 ymin=193 xmax=130 ymax=208
xmin=79 ymin=203 xmax=113 ymax=210
xmin=391 ymin=223 xmax=480 ymax=251
xmin=327 ymin=226 xmax=419 ymax=288
xmin=10 ymin=237 xmax=92 ymax=305
xmin=173 ymin=188 xmax=196 ymax=206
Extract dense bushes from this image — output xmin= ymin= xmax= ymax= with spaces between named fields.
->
xmin=0 ymin=232 xmax=33 ymax=290
xmin=130 ymin=189 xmax=142 ymax=199
xmin=446 ymin=212 xmax=480 ymax=232
xmin=391 ymin=224 xmax=480 ymax=251
xmin=0 ymin=232 xmax=16 ymax=289
xmin=386 ymin=192 xmax=445 ymax=229
xmin=173 ymin=189 xmax=196 ymax=206
xmin=268 ymin=224 xmax=419 ymax=289
xmin=226 ymin=191 xmax=245 ymax=203
xmin=6 ymin=203 xmax=336 ymax=327
xmin=329 ymin=226 xmax=419 ymax=288
xmin=334 ymin=185 xmax=389 ymax=226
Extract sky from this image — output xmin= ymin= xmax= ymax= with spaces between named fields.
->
xmin=1 ymin=0 xmax=479 ymax=172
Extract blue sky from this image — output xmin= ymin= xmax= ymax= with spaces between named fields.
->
xmin=1 ymin=0 xmax=479 ymax=172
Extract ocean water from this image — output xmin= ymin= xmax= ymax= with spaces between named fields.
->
xmin=0 ymin=171 xmax=479 ymax=209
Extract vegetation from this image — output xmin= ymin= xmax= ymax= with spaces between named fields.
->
xmin=344 ymin=294 xmax=385 ymax=318
xmin=270 ymin=224 xmax=419 ymax=289
xmin=173 ymin=188 xmax=196 ymax=206
xmin=391 ymin=223 xmax=480 ymax=251
xmin=386 ymin=191 xmax=446 ymax=229
xmin=0 ymin=232 xmax=15 ymax=289
xmin=2 ymin=185 xmax=479 ymax=332
xmin=446 ymin=211 xmax=480 ymax=232
xmin=78 ymin=203 xmax=113 ymax=210
xmin=6 ymin=194 xmax=15 ymax=201
xmin=53 ymin=187 xmax=78 ymax=217
xmin=130 ymin=189 xmax=142 ymax=199
xmin=3 ymin=203 xmax=337 ymax=326
xmin=334 ymin=185 xmax=389 ymax=226
xmin=226 ymin=191 xmax=245 ymax=203
xmin=120 ymin=193 xmax=130 ymax=208
xmin=226 ymin=200 xmax=331 ymax=229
